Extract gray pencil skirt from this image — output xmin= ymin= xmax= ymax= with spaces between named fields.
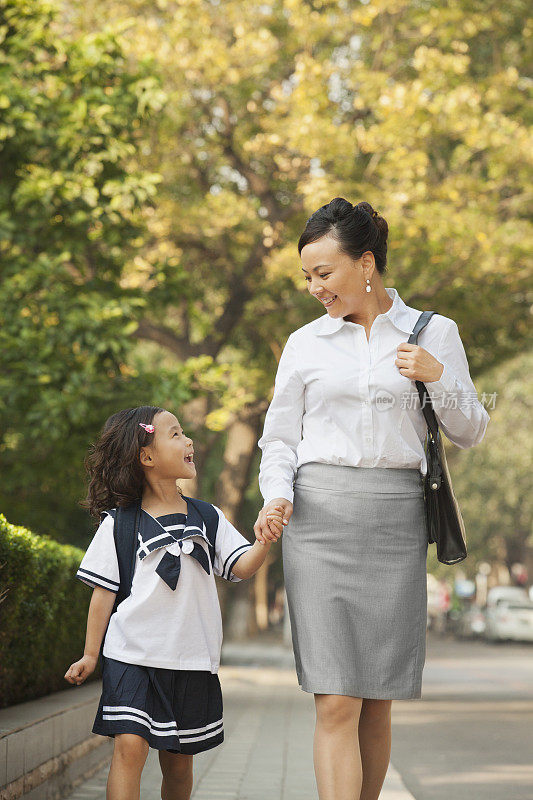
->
xmin=282 ymin=462 xmax=428 ymax=700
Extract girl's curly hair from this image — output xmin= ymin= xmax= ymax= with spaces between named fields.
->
xmin=81 ymin=405 xmax=168 ymax=518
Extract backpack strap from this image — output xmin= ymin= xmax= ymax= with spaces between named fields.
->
xmin=113 ymin=498 xmax=142 ymax=611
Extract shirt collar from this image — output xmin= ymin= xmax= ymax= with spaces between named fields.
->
xmin=314 ymin=287 xmax=419 ymax=337
xmin=137 ymin=501 xmax=210 ymax=561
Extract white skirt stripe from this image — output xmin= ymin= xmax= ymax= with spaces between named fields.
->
xmin=102 ymin=705 xmax=223 ymax=741
xmin=102 ymin=714 xmax=178 ymax=736
xmin=178 ymin=718 xmax=224 ymax=735
xmin=103 ymin=705 xmax=175 ymax=728
xmin=180 ymin=723 xmax=224 ymax=743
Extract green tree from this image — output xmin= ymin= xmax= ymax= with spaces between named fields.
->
xmin=0 ymin=0 xmax=189 ymax=541
xmin=60 ymin=0 xmax=531 ymax=520
xmin=59 ymin=0 xmax=532 ymax=627
xmin=2 ymin=1 xmax=531 ymax=622
xmin=430 ymin=348 xmax=533 ymax=579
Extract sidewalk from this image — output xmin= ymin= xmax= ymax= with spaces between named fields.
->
xmin=64 ymin=638 xmax=415 ymax=800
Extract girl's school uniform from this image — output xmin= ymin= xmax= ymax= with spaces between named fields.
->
xmin=76 ymin=499 xmax=253 ymax=754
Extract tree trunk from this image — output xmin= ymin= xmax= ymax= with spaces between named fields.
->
xmin=215 ymin=413 xmax=262 ymax=518
xmin=254 ymin=551 xmax=275 ymax=630
xmin=215 ymin=412 xmax=264 ymax=634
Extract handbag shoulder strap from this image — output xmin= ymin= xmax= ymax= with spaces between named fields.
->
xmin=407 ymin=311 xmax=440 ymax=439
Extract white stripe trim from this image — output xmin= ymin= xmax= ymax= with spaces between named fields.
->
xmin=142 ymin=531 xmax=176 ymax=548
xmin=181 ymin=723 xmax=224 ymax=743
xmin=101 ymin=706 xmax=224 ymax=742
xmin=223 ymin=543 xmax=252 ymax=579
xmin=103 ymin=705 xmax=175 ymax=728
xmin=137 ymin=531 xmax=177 ymax=559
xmin=102 ymin=714 xmax=178 ymax=736
xmin=178 ymin=717 xmax=223 ymax=735
xmin=76 ymin=570 xmax=119 ymax=592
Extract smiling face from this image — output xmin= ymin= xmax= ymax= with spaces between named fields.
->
xmin=139 ymin=410 xmax=196 ymax=480
xmin=300 ymin=234 xmax=374 ymax=319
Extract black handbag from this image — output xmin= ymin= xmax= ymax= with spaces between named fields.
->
xmin=408 ymin=312 xmax=467 ymax=565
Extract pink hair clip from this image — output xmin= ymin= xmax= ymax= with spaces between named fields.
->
xmin=139 ymin=423 xmax=155 ymax=433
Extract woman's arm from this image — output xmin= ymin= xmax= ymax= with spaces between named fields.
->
xmin=423 ymin=320 xmax=490 ymax=448
xmin=257 ymin=334 xmax=305 ymax=505
xmin=64 ymin=586 xmax=116 ymax=685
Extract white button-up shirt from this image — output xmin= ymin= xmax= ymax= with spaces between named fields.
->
xmin=258 ymin=287 xmax=490 ymax=505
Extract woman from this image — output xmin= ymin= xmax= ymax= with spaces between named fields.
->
xmin=253 ymin=198 xmax=490 ymax=800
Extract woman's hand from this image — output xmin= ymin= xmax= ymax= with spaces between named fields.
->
xmin=254 ymin=499 xmax=294 ymax=545
xmin=395 ymin=343 xmax=444 ymax=383
xmin=64 ymin=654 xmax=97 ymax=686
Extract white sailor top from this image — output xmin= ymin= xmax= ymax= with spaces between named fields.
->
xmin=76 ymin=501 xmax=253 ymax=672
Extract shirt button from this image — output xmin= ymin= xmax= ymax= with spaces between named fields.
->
xmin=181 ymin=540 xmax=194 ymax=554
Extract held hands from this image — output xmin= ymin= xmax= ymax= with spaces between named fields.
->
xmin=396 ymin=344 xmax=444 ymax=383
xmin=254 ymin=499 xmax=294 ymax=545
xmin=64 ymin=654 xmax=97 ymax=686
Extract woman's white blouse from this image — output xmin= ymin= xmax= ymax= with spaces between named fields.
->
xmin=258 ymin=287 xmax=490 ymax=505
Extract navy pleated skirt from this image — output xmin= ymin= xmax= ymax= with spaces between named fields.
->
xmin=92 ymin=656 xmax=224 ymax=754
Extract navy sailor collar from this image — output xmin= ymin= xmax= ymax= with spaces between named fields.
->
xmin=136 ymin=501 xmax=210 ymax=561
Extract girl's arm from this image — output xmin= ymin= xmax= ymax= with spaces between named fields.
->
xmin=64 ymin=586 xmax=116 ymax=685
xmin=230 ymin=538 xmax=275 ymax=580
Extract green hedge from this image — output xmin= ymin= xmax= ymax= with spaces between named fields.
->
xmin=0 ymin=513 xmax=96 ymax=707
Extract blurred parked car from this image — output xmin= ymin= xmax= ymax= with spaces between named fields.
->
xmin=486 ymin=586 xmax=529 ymax=608
xmin=484 ymin=598 xmax=533 ymax=642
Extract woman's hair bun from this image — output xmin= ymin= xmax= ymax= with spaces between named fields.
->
xmin=298 ymin=197 xmax=389 ymax=274
xmin=353 ymin=201 xmax=378 ymax=221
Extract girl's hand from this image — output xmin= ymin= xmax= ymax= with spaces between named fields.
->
xmin=254 ymin=499 xmax=293 ymax=544
xmin=256 ymin=506 xmax=284 ymax=545
xmin=395 ymin=343 xmax=444 ymax=383
xmin=64 ymin=655 xmax=97 ymax=686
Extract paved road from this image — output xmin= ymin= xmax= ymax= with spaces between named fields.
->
xmin=65 ymin=631 xmax=533 ymax=799
xmin=65 ymin=665 xmax=412 ymax=799
xmin=390 ymin=633 xmax=533 ymax=800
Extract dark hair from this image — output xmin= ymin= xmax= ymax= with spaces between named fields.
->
xmin=297 ymin=197 xmax=389 ymax=274
xmin=81 ymin=405 xmax=168 ymax=518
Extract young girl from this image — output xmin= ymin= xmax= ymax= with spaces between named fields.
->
xmin=64 ymin=405 xmax=285 ymax=800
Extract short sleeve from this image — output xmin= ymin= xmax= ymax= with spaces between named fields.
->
xmin=211 ymin=505 xmax=253 ymax=582
xmin=76 ymin=512 xmax=120 ymax=593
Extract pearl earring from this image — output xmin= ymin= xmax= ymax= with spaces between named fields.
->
xmin=365 ymin=279 xmax=371 ymax=293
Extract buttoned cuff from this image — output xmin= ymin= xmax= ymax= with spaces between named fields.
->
xmin=424 ymin=362 xmax=456 ymax=396
xmin=262 ymin=485 xmax=294 ymax=506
